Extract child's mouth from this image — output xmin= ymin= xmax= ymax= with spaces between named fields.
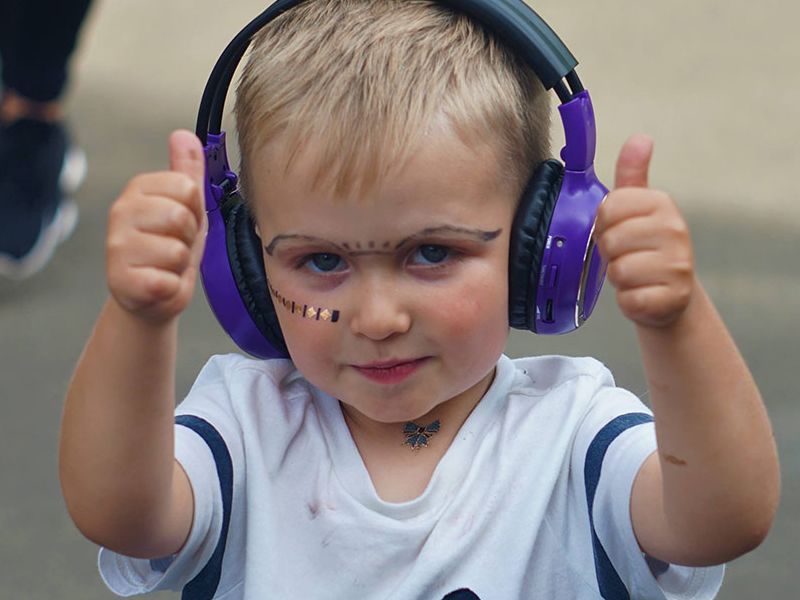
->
xmin=352 ymin=357 xmax=430 ymax=384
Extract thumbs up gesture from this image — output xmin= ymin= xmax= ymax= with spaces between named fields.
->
xmin=106 ymin=130 xmax=207 ymax=324
xmin=594 ymin=134 xmax=696 ymax=328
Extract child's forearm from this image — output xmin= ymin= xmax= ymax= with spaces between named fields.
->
xmin=59 ymin=298 xmax=191 ymax=556
xmin=596 ymin=135 xmax=779 ymax=564
xmin=60 ymin=132 xmax=205 ymax=556
xmin=633 ymin=281 xmax=780 ymax=563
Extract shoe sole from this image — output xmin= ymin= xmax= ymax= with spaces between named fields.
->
xmin=0 ymin=146 xmax=86 ymax=279
xmin=60 ymin=146 xmax=88 ymax=195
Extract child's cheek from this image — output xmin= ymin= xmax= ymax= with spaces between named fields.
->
xmin=425 ymin=277 xmax=508 ymax=349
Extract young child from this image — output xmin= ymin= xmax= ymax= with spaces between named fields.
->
xmin=59 ymin=1 xmax=779 ymax=598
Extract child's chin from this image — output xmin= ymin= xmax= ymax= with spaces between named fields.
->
xmin=342 ymin=398 xmax=438 ymax=426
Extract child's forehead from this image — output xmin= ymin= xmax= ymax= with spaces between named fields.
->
xmin=245 ymin=124 xmax=517 ymax=244
xmin=246 ymin=119 xmax=514 ymax=209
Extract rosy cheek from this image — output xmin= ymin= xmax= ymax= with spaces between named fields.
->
xmin=280 ymin=317 xmax=339 ymax=353
xmin=426 ymin=278 xmax=507 ymax=341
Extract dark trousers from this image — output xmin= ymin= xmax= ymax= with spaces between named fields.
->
xmin=0 ymin=0 xmax=93 ymax=102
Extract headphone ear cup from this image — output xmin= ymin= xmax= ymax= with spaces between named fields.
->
xmin=508 ymin=159 xmax=563 ymax=331
xmin=225 ymin=196 xmax=289 ymax=356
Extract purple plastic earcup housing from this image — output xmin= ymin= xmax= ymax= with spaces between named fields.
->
xmin=545 ymin=90 xmax=608 ymax=332
xmin=200 ymin=132 xmax=288 ymax=359
xmin=509 ymin=90 xmax=608 ymax=334
xmin=537 ymin=90 xmax=607 ymax=333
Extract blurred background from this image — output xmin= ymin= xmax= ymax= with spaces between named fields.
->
xmin=0 ymin=0 xmax=797 ymax=597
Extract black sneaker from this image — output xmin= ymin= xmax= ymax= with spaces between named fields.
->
xmin=0 ymin=118 xmax=86 ymax=279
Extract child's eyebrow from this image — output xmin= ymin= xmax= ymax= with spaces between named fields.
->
xmin=264 ymin=234 xmax=345 ymax=256
xmin=264 ymin=226 xmax=502 ymax=256
xmin=393 ymin=226 xmax=502 ymax=251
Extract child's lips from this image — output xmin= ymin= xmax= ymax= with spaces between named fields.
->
xmin=351 ymin=357 xmax=430 ymax=384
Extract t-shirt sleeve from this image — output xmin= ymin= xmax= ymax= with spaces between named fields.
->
xmin=98 ymin=355 xmax=242 ymax=596
xmin=572 ymin=368 xmax=724 ymax=600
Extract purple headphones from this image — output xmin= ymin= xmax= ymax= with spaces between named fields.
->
xmin=196 ymin=0 xmax=608 ymax=359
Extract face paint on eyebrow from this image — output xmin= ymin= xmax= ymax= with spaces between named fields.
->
xmin=346 ymin=249 xmax=394 ymax=257
xmin=265 ymin=226 xmax=502 ymax=258
xmin=268 ymin=280 xmax=340 ymax=323
xmin=394 ymin=226 xmax=502 ymax=250
xmin=264 ymin=234 xmax=346 ymax=257
xmin=265 ymin=234 xmax=394 ymax=259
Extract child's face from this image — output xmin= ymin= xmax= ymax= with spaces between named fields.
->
xmin=249 ymin=125 xmax=516 ymax=424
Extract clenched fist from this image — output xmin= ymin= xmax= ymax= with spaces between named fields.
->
xmin=595 ymin=135 xmax=696 ymax=328
xmin=106 ymin=130 xmax=207 ymax=324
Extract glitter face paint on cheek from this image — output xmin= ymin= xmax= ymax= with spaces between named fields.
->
xmin=268 ymin=280 xmax=340 ymax=323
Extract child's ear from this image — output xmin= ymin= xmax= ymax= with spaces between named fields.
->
xmin=254 ymin=224 xmax=262 ymax=239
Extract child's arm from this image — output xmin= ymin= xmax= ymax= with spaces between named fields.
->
xmin=595 ymin=135 xmax=780 ymax=567
xmin=59 ymin=131 xmax=207 ymax=558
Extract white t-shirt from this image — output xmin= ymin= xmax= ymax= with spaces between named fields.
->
xmin=99 ymin=354 xmax=723 ymax=599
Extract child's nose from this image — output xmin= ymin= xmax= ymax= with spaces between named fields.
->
xmin=349 ymin=277 xmax=411 ymax=341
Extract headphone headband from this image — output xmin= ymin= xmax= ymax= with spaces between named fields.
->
xmin=195 ymin=0 xmax=581 ymax=143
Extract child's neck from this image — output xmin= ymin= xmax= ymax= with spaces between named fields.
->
xmin=340 ymin=368 xmax=495 ymax=503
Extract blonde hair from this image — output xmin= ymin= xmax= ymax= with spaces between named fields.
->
xmin=235 ymin=0 xmax=551 ymax=201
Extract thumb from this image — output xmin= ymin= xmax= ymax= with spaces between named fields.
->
xmin=614 ymin=133 xmax=654 ymax=189
xmin=169 ymin=129 xmax=206 ymax=187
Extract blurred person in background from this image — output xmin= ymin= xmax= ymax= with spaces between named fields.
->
xmin=0 ymin=0 xmax=92 ymax=279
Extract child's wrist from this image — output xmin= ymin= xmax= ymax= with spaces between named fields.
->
xmin=105 ymin=295 xmax=181 ymax=333
xmin=632 ymin=277 xmax=707 ymax=336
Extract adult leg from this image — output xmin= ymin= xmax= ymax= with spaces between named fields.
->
xmin=1 ymin=0 xmax=93 ymax=105
xmin=0 ymin=0 xmax=92 ymax=278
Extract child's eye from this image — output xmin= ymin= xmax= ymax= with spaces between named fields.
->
xmin=302 ymin=253 xmax=345 ymax=273
xmin=409 ymin=244 xmax=452 ymax=266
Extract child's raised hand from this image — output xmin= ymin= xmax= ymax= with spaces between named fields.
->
xmin=106 ymin=130 xmax=207 ymax=324
xmin=594 ymin=135 xmax=695 ymax=328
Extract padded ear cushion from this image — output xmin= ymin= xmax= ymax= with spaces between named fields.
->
xmin=508 ymin=159 xmax=564 ymax=331
xmin=223 ymin=194 xmax=289 ymax=356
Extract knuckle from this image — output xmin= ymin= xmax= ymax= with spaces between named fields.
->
xmin=106 ymin=268 xmax=124 ymax=293
xmin=174 ymin=173 xmax=199 ymax=201
xmin=607 ymin=259 xmax=629 ymax=287
xmin=598 ymin=192 xmax=621 ymax=222
xmin=675 ymin=281 xmax=693 ymax=306
xmin=652 ymin=189 xmax=673 ymax=205
xmin=143 ymin=271 xmax=175 ymax=299
xmin=667 ymin=256 xmax=693 ymax=285
xmin=108 ymin=198 xmax=130 ymax=224
xmin=169 ymin=241 xmax=191 ymax=268
xmin=108 ymin=270 xmax=142 ymax=305
xmin=629 ymin=291 xmax=648 ymax=315
xmin=598 ymin=232 xmax=617 ymax=260
xmin=105 ymin=230 xmax=128 ymax=255
xmin=618 ymin=288 xmax=645 ymax=317
xmin=664 ymin=216 xmax=689 ymax=239
xmin=128 ymin=173 xmax=151 ymax=191
xmin=592 ymin=233 xmax=607 ymax=258
xmin=674 ymin=257 xmax=693 ymax=277
xmin=168 ymin=205 xmax=195 ymax=234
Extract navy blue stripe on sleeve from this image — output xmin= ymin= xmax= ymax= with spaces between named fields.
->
xmin=584 ymin=412 xmax=654 ymax=600
xmin=176 ymin=415 xmax=234 ymax=600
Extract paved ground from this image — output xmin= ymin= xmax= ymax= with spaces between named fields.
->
xmin=1 ymin=1 xmax=797 ymax=597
